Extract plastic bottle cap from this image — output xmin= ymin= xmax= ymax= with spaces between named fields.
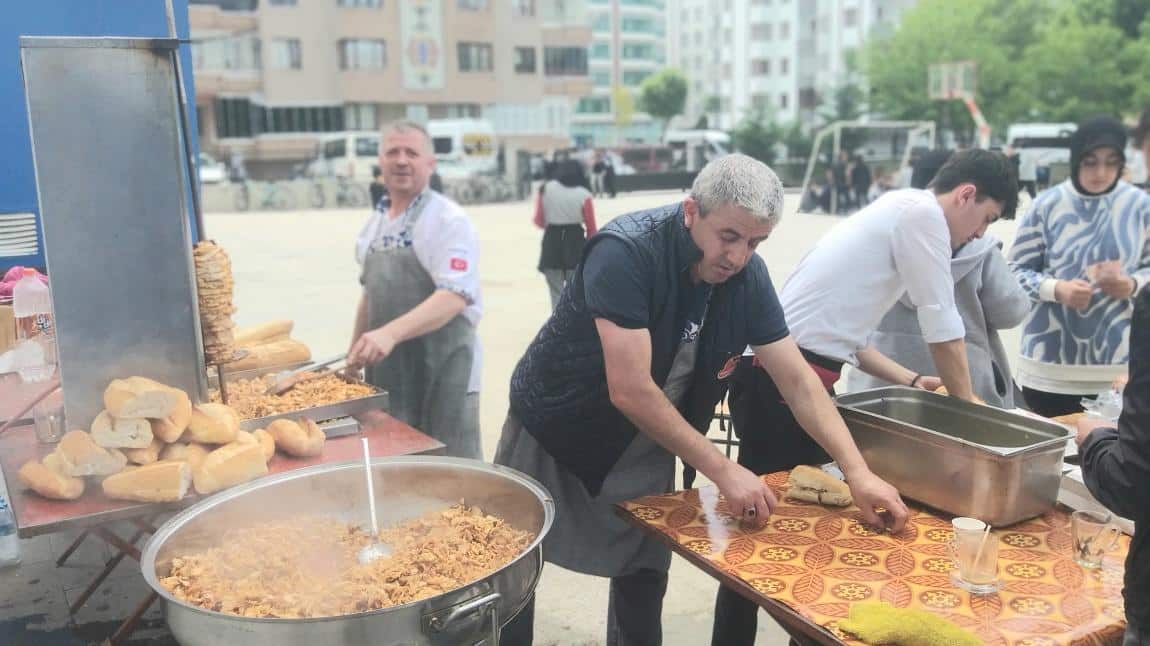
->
xmin=23 ymin=267 xmax=37 ymax=278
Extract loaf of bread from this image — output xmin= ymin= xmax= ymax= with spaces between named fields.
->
xmin=184 ymin=403 xmax=240 ymax=444
xmin=149 ymin=388 xmax=193 ymax=443
xmin=266 ymin=418 xmax=324 ymax=457
xmin=193 ymin=442 xmax=268 ymax=495
xmin=786 ymin=465 xmax=853 ymax=506
xmin=251 ymin=428 xmax=276 ymax=462
xmin=103 ymin=376 xmax=183 ymax=419
xmin=224 ymin=339 xmax=311 ymax=372
xmin=234 ymin=320 xmax=294 ymax=348
xmin=160 ymin=442 xmax=211 ymax=471
xmin=101 ymin=460 xmax=191 ymax=502
xmin=19 ymin=460 xmax=84 ymax=500
xmin=91 ymin=410 xmax=154 ymax=449
xmin=125 ymin=438 xmax=164 ymax=465
xmin=53 ymin=430 xmax=127 ymax=476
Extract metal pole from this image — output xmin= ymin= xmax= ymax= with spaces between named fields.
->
xmin=166 ymin=0 xmax=206 ymax=241
xmin=799 ymin=124 xmax=832 ymax=213
xmin=831 ymin=125 xmax=842 ymax=214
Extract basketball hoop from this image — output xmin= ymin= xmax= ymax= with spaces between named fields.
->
xmin=928 ymin=61 xmax=990 ymax=148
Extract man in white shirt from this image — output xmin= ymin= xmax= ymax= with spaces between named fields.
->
xmin=349 ymin=120 xmax=482 ymax=458
xmin=712 ymin=149 xmax=1019 ymax=645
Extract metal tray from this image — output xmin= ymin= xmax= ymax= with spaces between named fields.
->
xmin=208 ymin=365 xmax=389 ymax=433
xmin=836 ymin=387 xmax=1072 ymax=527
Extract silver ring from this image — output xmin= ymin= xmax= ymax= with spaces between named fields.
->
xmin=744 ymin=506 xmax=757 ymax=518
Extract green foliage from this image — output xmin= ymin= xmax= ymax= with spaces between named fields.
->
xmin=637 ymin=68 xmax=688 ymax=135
xmin=730 ymin=107 xmax=783 ymax=164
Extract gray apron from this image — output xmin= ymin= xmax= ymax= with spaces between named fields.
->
xmin=495 ymin=332 xmax=700 ymax=578
xmin=361 ymin=199 xmax=481 ymax=459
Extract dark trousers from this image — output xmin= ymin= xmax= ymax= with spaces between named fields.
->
xmin=1020 ymin=180 xmax=1037 ymax=199
xmin=501 ymin=568 xmax=669 ymax=646
xmin=1021 ymin=386 xmax=1088 ymax=417
xmin=712 ymin=355 xmax=836 ymax=646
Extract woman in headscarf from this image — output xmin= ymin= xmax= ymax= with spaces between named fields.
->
xmin=1008 ymin=115 xmax=1150 ymax=416
xmin=533 ymin=159 xmax=597 ymax=310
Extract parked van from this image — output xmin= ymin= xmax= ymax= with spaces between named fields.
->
xmin=307 ymin=131 xmax=380 ymax=181
xmin=663 ymin=129 xmax=731 ymax=171
xmin=1007 ymin=123 xmax=1075 ymax=183
xmin=427 ymin=119 xmax=498 ymax=178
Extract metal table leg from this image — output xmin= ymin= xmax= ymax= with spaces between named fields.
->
xmin=68 ymin=527 xmax=147 ymax=613
xmin=55 ymin=529 xmax=90 ymax=566
xmin=106 ymin=591 xmax=159 ymax=646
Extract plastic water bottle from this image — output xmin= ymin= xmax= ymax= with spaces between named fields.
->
xmin=12 ymin=268 xmax=56 ymax=383
xmin=0 ymin=497 xmax=20 ymax=568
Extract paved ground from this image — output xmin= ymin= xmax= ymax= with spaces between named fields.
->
xmin=0 ymin=189 xmax=1024 ymax=644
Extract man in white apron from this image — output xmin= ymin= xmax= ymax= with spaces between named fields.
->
xmin=350 ymin=120 xmax=482 ymax=459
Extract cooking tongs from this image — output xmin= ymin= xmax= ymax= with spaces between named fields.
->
xmin=265 ymin=353 xmax=349 ymax=395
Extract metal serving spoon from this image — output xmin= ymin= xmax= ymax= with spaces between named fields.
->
xmin=358 ymin=437 xmax=391 ymax=564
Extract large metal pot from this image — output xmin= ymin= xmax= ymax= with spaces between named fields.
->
xmin=141 ymin=457 xmax=554 ymax=646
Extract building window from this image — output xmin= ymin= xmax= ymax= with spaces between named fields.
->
xmin=780 ymin=21 xmax=790 ymax=39
xmin=457 ymin=42 xmax=494 ymax=72
xmin=544 ymin=46 xmax=588 ymax=75
xmin=622 ymin=16 xmax=661 ymax=35
xmin=799 ymin=87 xmax=818 ymax=108
xmin=750 ymin=23 xmax=770 ymax=40
xmin=215 ymin=97 xmax=257 ymax=138
xmin=264 ymin=105 xmax=344 ymax=133
xmin=270 ymin=38 xmax=302 ymax=69
xmin=592 ymin=68 xmax=611 ymax=86
xmin=590 ymin=41 xmax=610 ymax=59
xmin=338 ymin=39 xmax=386 ymax=70
xmin=576 ymin=96 xmax=611 ymax=114
xmin=751 ymin=93 xmax=769 ymax=109
xmin=622 ymin=69 xmax=650 ymax=86
xmin=513 ymin=0 xmax=535 ymax=17
xmin=344 ymin=103 xmax=378 ymax=130
xmin=780 ymin=57 xmax=789 ymax=74
xmin=514 ymin=47 xmax=536 ymax=73
xmin=338 ymin=0 xmax=382 ymax=6
xmin=457 ymin=0 xmax=487 ymax=9
xmin=680 ymin=33 xmax=689 ymax=47
xmin=779 ymin=93 xmax=788 ymax=109
xmin=191 ymin=35 xmax=261 ymax=71
xmin=751 ymin=58 xmax=770 ymax=75
xmin=268 ymin=0 xmax=296 ymax=5
xmin=694 ymin=31 xmax=703 ymax=45
xmin=592 ymin=13 xmax=611 ymax=32
xmin=722 ymin=63 xmax=732 ymax=80
xmin=844 ymin=7 xmax=858 ymax=27
xmin=621 ymin=43 xmax=654 ymax=60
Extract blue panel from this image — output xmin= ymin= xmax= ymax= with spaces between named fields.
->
xmin=0 ymin=0 xmax=198 ymax=272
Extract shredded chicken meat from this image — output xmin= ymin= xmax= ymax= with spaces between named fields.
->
xmin=159 ymin=504 xmax=533 ymax=618
xmin=209 ymin=373 xmax=375 ymax=420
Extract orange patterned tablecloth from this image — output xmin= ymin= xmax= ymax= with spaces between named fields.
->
xmin=617 ymin=470 xmax=1129 ymax=646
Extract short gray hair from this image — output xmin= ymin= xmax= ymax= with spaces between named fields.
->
xmin=689 ymin=153 xmax=784 ymax=225
xmin=380 ymin=119 xmax=433 ymax=153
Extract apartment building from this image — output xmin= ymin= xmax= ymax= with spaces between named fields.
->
xmin=189 ymin=0 xmax=592 ymax=177
xmin=571 ymin=0 xmax=668 ymax=146
xmin=670 ymin=0 xmax=916 ymax=132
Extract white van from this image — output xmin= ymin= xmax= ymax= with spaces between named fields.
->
xmin=307 ymin=131 xmax=380 ymax=181
xmin=663 ymin=129 xmax=731 ymax=171
xmin=426 ymin=119 xmax=498 ymax=179
xmin=1007 ymin=123 xmax=1075 ymax=181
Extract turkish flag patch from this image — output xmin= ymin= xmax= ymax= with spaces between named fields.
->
xmin=450 ymin=257 xmax=468 ymax=271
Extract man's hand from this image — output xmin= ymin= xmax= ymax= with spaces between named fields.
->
xmin=1055 ymin=279 xmax=1094 ymax=310
xmin=1076 ymin=415 xmax=1115 ymax=447
xmin=844 ymin=468 xmax=909 ymax=532
xmin=1090 ymin=261 xmax=1137 ymax=300
xmin=712 ymin=461 xmax=777 ymax=528
xmin=913 ymin=375 xmax=943 ymax=391
xmin=348 ymin=327 xmax=398 ymax=367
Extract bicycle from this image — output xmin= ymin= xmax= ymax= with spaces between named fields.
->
xmin=233 ymin=181 xmax=297 ymax=211
xmin=308 ymin=176 xmax=369 ymax=209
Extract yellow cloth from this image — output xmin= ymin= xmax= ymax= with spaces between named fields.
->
xmin=839 ymin=602 xmax=981 ymax=646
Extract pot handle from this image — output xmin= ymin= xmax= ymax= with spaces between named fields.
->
xmin=425 ymin=590 xmax=502 ymax=646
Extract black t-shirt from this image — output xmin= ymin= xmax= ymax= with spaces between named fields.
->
xmin=582 ymin=237 xmax=789 ymax=346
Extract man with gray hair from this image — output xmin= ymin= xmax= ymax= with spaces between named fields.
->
xmin=495 ymin=154 xmax=906 ymax=645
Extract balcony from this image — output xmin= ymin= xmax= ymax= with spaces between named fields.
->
xmin=193 ymin=69 xmax=262 ymax=98
xmin=188 ymin=4 xmax=258 ymax=32
xmin=541 ymin=24 xmax=593 ymax=47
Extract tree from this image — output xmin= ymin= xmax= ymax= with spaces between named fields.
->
xmin=637 ymin=68 xmax=688 ymax=137
xmin=781 ymin=121 xmax=813 ymax=161
xmin=730 ymin=107 xmax=783 ymax=164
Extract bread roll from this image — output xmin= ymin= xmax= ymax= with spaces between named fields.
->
xmin=150 ymin=388 xmax=193 ymax=443
xmin=234 ymin=320 xmax=294 ymax=347
xmin=54 ymin=430 xmax=127 ymax=476
xmin=251 ymin=428 xmax=276 ymax=462
xmin=235 ymin=430 xmax=256 ymax=445
xmin=184 ymin=403 xmax=240 ymax=444
xmin=91 ymin=410 xmax=154 ymax=449
xmin=19 ymin=460 xmax=84 ymax=500
xmin=786 ymin=465 xmax=853 ymax=506
xmin=266 ymin=418 xmax=324 ymax=457
xmin=125 ymin=437 xmax=164 ymax=465
xmin=193 ymin=442 xmax=268 ymax=495
xmin=102 ymin=460 xmax=191 ymax=502
xmin=224 ymin=339 xmax=311 ymax=372
xmin=103 ymin=376 xmax=182 ymax=419
xmin=161 ymin=442 xmax=212 ymax=470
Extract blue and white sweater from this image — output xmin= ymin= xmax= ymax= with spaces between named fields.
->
xmin=1008 ymin=180 xmax=1150 ymax=394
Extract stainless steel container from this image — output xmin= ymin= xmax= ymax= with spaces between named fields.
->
xmin=836 ymin=387 xmax=1072 ymax=527
xmin=141 ymin=457 xmax=554 ymax=646
xmin=209 ymin=365 xmax=390 ymax=432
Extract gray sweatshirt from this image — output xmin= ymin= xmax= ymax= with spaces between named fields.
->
xmin=845 ymin=235 xmax=1030 ymax=408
